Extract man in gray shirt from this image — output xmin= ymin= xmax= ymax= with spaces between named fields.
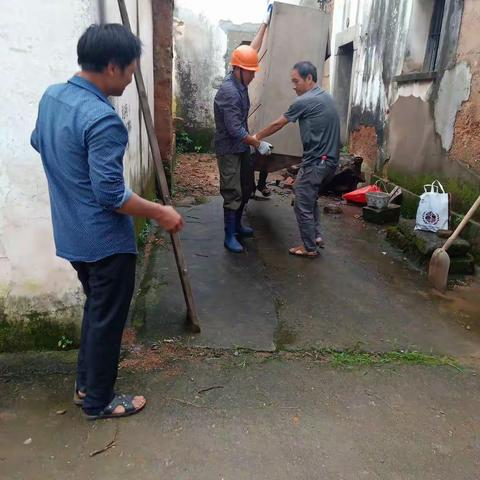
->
xmin=254 ymin=61 xmax=340 ymax=257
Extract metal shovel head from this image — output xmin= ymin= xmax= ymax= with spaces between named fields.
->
xmin=428 ymin=247 xmax=450 ymax=291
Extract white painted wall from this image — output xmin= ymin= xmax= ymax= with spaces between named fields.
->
xmin=0 ymin=0 xmax=154 ymax=322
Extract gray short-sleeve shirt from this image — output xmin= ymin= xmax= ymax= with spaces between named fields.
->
xmin=284 ymin=86 xmax=340 ymax=168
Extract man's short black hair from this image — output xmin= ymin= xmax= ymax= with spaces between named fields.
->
xmin=293 ymin=61 xmax=318 ymax=82
xmin=77 ymin=23 xmax=142 ymax=72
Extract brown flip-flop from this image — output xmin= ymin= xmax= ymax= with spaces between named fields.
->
xmin=288 ymin=246 xmax=319 ymax=258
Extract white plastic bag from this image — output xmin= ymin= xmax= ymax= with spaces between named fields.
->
xmin=415 ymin=180 xmax=449 ymax=232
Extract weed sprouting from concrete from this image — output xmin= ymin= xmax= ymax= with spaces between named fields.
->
xmin=195 ymin=196 xmax=208 ymax=205
xmin=326 ymin=349 xmax=461 ymax=370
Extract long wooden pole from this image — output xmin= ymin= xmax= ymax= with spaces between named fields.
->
xmin=118 ymin=0 xmax=200 ymax=332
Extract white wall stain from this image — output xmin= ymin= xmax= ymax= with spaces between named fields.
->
xmin=434 ymin=62 xmax=472 ymax=151
xmin=395 ymin=80 xmax=433 ymax=103
xmin=344 ymin=0 xmax=411 ymax=120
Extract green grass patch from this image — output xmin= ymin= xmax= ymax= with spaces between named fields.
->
xmin=137 ymin=219 xmax=153 ymax=247
xmin=327 ymin=349 xmax=460 ymax=370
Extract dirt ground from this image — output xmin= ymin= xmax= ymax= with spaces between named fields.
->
xmin=173 ymin=153 xmax=286 ymax=200
xmin=173 ymin=153 xmax=219 ymax=199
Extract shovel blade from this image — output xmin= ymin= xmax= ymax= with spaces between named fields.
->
xmin=428 ymin=248 xmax=450 ymax=291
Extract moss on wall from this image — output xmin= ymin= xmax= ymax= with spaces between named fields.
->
xmin=186 ymin=128 xmax=215 ymax=153
xmin=387 ymin=170 xmax=480 ymax=222
xmin=176 ymin=127 xmax=215 ymax=154
xmin=374 ymin=172 xmax=480 ymax=263
xmin=133 ymin=169 xmax=158 ymax=242
xmin=0 ymin=313 xmax=79 ymax=353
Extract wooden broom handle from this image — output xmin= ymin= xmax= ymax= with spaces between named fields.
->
xmin=444 ymin=195 xmax=480 ymax=251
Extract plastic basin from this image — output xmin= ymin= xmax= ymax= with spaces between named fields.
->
xmin=366 ymin=191 xmax=390 ymax=209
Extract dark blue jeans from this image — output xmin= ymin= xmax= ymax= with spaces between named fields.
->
xmin=71 ymin=253 xmax=136 ymax=414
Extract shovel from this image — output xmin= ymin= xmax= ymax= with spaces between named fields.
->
xmin=428 ymin=195 xmax=480 ymax=291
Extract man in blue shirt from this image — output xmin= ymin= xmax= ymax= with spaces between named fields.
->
xmin=254 ymin=61 xmax=340 ymax=257
xmin=31 ymin=24 xmax=183 ymax=420
xmin=214 ymin=16 xmax=273 ymax=253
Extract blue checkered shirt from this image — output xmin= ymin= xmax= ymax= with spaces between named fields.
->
xmin=31 ymin=76 xmax=137 ymax=262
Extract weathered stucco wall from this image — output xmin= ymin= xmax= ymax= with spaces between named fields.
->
xmin=0 ymin=0 xmax=155 ymax=330
xmin=173 ymin=6 xmax=226 ymax=139
xmin=331 ymin=0 xmax=411 ymax=167
xmin=331 ymin=0 xmax=480 ymax=193
xmin=450 ymin=0 xmax=480 ymax=174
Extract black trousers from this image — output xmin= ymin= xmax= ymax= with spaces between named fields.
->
xmin=257 ymin=170 xmax=268 ymax=190
xmin=71 ymin=253 xmax=136 ymax=414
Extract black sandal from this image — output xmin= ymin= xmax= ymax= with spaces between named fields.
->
xmin=85 ymin=394 xmax=146 ymax=421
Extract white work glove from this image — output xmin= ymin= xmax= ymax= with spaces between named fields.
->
xmin=263 ymin=1 xmax=274 ymax=24
xmin=257 ymin=141 xmax=273 ymax=156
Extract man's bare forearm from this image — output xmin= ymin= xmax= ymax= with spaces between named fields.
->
xmin=256 ymin=115 xmax=289 ymax=141
xmin=250 ymin=23 xmax=268 ymax=52
xmin=117 ymin=192 xmax=184 ymax=233
xmin=117 ymin=193 xmax=162 ymax=218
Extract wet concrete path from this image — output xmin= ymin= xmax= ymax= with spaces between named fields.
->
xmin=133 ymin=197 xmax=276 ymax=351
xmin=135 ymin=194 xmax=480 ymax=361
xmin=248 ymin=195 xmax=480 ymax=359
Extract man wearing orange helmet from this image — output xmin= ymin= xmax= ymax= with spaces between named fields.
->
xmin=214 ymin=4 xmax=273 ymax=253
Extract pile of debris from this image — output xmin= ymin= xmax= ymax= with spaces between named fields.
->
xmin=275 ymin=155 xmax=365 ymax=195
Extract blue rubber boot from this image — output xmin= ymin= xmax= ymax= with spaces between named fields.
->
xmin=235 ymin=206 xmax=254 ymax=237
xmin=224 ymin=209 xmax=244 ymax=253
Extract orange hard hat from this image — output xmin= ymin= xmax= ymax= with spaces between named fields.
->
xmin=231 ymin=45 xmax=260 ymax=72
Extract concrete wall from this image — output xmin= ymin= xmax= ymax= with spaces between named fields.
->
xmin=219 ymin=21 xmax=261 ymax=73
xmin=0 ymin=0 xmax=155 ymax=328
xmin=173 ymin=6 xmax=226 ymax=137
xmin=330 ymin=0 xmax=480 ymax=195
